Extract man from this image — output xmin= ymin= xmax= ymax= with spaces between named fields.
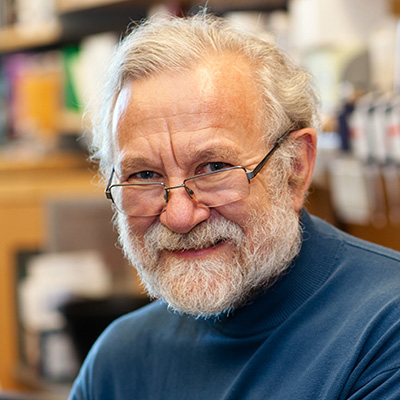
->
xmin=69 ymin=13 xmax=400 ymax=400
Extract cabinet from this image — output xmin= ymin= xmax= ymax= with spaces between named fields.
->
xmin=0 ymin=1 xmax=149 ymax=392
xmin=0 ymin=154 xmax=100 ymax=391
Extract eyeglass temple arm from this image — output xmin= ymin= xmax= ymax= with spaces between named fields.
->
xmin=246 ymin=130 xmax=293 ymax=180
xmin=105 ymin=167 xmax=115 ymax=200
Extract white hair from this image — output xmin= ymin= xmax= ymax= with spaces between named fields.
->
xmin=89 ymin=12 xmax=320 ymax=180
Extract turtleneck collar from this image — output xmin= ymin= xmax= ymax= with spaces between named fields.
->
xmin=206 ymin=210 xmax=342 ymax=337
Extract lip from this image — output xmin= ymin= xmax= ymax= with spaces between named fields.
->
xmin=166 ymin=240 xmax=228 ymax=258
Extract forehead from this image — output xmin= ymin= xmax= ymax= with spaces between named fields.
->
xmin=112 ymin=53 xmax=265 ymax=165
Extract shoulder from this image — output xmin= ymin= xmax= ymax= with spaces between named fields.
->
xmin=92 ymin=300 xmax=175 ymax=355
xmin=305 ymin=212 xmax=400 ymax=268
xmin=299 ymin=213 xmax=400 ymax=393
xmin=69 ymin=300 xmax=182 ymax=399
xmin=301 ymin=211 xmax=400 ymax=309
xmin=77 ymin=298 xmax=205 ymax=369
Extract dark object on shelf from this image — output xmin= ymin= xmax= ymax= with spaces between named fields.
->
xmin=60 ymin=295 xmax=150 ymax=363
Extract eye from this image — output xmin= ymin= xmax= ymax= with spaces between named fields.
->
xmin=128 ymin=170 xmax=162 ymax=182
xmin=197 ymin=162 xmax=232 ymax=175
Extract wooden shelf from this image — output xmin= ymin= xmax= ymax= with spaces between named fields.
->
xmin=0 ymin=151 xmax=90 ymax=174
xmin=0 ymin=20 xmax=62 ymax=53
xmin=0 ymin=162 xmax=100 ymax=390
xmin=0 ymin=0 xmax=146 ymax=53
xmin=0 ymin=0 xmax=288 ymax=53
xmin=59 ymin=110 xmax=88 ymax=134
xmin=56 ymin=0 xmax=133 ymax=14
xmin=392 ymin=0 xmax=400 ymax=15
xmin=56 ymin=0 xmax=287 ymax=14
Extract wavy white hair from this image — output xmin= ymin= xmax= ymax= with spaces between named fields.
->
xmin=89 ymin=12 xmax=320 ymax=182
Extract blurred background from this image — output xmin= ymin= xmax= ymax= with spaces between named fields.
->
xmin=0 ymin=0 xmax=399 ymax=398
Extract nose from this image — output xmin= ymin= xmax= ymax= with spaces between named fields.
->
xmin=159 ymin=185 xmax=210 ymax=234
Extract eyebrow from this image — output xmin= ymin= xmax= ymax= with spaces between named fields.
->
xmin=191 ymin=146 xmax=240 ymax=165
xmin=117 ymin=145 xmax=241 ymax=175
xmin=118 ymin=157 xmax=153 ymax=175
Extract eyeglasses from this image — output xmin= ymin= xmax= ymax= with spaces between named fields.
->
xmin=105 ymin=130 xmax=293 ymax=217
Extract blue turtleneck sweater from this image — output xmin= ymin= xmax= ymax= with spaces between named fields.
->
xmin=69 ymin=211 xmax=400 ymax=399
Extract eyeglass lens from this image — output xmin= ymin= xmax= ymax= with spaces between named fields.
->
xmin=110 ymin=168 xmax=250 ymax=217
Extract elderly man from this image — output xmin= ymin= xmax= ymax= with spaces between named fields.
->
xmin=69 ymin=13 xmax=400 ymax=400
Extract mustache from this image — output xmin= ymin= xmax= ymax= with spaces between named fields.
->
xmin=144 ymin=216 xmax=245 ymax=253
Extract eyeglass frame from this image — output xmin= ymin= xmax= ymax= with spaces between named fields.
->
xmin=105 ymin=129 xmax=294 ymax=213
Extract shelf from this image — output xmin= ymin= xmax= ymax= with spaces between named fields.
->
xmin=0 ymin=0 xmax=288 ymax=53
xmin=200 ymin=0 xmax=287 ymax=12
xmin=56 ymin=0 xmax=287 ymax=14
xmin=392 ymin=0 xmax=400 ymax=15
xmin=0 ymin=0 xmax=147 ymax=53
xmin=59 ymin=110 xmax=88 ymax=134
xmin=0 ymin=20 xmax=62 ymax=53
xmin=0 ymin=151 xmax=90 ymax=175
xmin=16 ymin=363 xmax=70 ymax=400
xmin=56 ymin=0 xmax=134 ymax=14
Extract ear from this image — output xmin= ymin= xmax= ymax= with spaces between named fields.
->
xmin=289 ymin=128 xmax=318 ymax=212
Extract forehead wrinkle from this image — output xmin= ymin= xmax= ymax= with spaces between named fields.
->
xmin=162 ymin=117 xmax=182 ymax=172
xmin=127 ymin=110 xmax=216 ymax=130
xmin=118 ymin=119 xmax=187 ymax=176
xmin=118 ymin=114 xmax=224 ymax=149
xmin=115 ymin=130 xmax=167 ymax=174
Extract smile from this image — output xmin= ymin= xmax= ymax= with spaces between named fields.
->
xmin=167 ymin=239 xmax=227 ymax=257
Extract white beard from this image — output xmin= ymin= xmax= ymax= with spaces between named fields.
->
xmin=116 ymin=189 xmax=302 ymax=318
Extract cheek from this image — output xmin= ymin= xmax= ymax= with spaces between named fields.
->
xmin=215 ymin=198 xmax=258 ymax=228
xmin=252 ymin=170 xmax=275 ymax=197
xmin=126 ymin=215 xmax=158 ymax=236
xmin=247 ymin=178 xmax=272 ymax=209
xmin=217 ymin=180 xmax=271 ymax=226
